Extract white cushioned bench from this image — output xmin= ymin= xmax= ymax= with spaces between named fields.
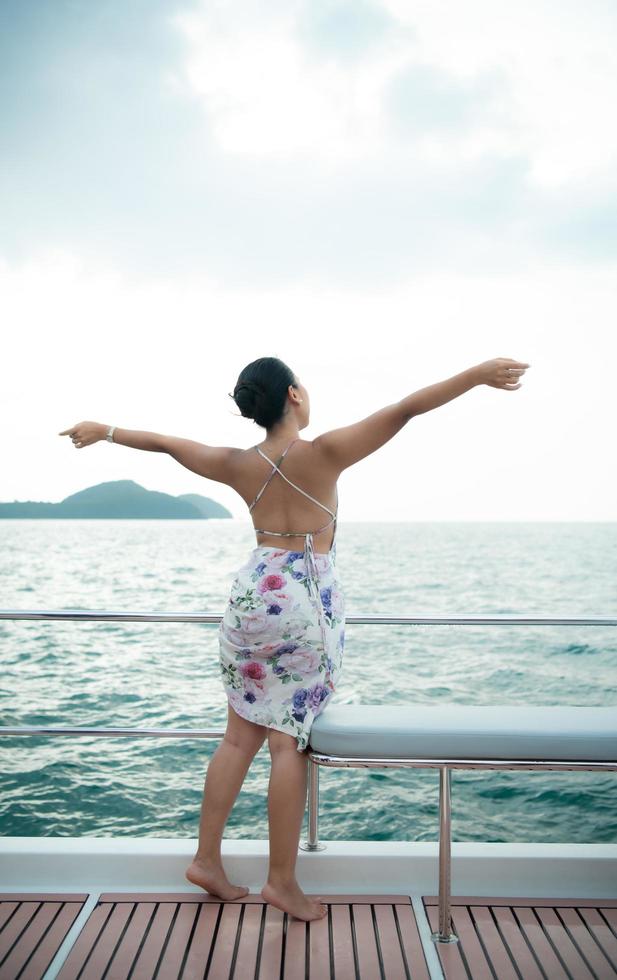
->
xmin=309 ymin=704 xmax=617 ymax=761
xmin=306 ymin=704 xmax=617 ymax=943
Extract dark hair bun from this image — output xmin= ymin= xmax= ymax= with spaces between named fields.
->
xmin=230 ymin=357 xmax=296 ymax=430
xmin=233 ymin=381 xmax=264 ymax=422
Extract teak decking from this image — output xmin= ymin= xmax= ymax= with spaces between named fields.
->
xmin=0 ymin=894 xmax=87 ymax=979
xmin=1 ymin=891 xmax=616 ymax=979
xmin=424 ymin=896 xmax=617 ymax=980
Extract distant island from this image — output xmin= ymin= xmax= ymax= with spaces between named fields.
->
xmin=0 ymin=480 xmax=233 ymax=519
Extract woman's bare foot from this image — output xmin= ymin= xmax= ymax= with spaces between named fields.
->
xmin=261 ymin=879 xmax=327 ymax=921
xmin=185 ymin=856 xmax=249 ymax=901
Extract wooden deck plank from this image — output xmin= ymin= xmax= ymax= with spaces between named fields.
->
xmin=0 ymin=902 xmax=51 ymax=980
xmin=207 ymin=903 xmax=242 ymax=979
xmin=130 ymin=901 xmax=176 ymax=979
xmin=374 ymin=904 xmax=408 ymax=979
xmin=233 ymin=903 xmax=263 ymax=978
xmin=424 ymin=895 xmax=617 ymax=907
xmin=556 ymin=907 xmax=617 ymax=979
xmin=104 ymin=902 xmax=156 ymax=980
xmin=468 ymin=906 xmax=518 ymax=980
xmin=491 ymin=907 xmax=544 ymax=980
xmin=395 ymin=903 xmax=431 ymax=980
xmin=512 ymin=906 xmax=570 ymax=979
xmin=0 ymin=901 xmax=61 ymax=980
xmin=258 ymin=904 xmax=285 ymax=978
xmin=448 ymin=906 xmax=494 ymax=980
xmin=80 ymin=903 xmax=134 ymax=980
xmin=23 ymin=901 xmax=84 ymax=979
xmin=352 ymin=905 xmax=382 ymax=979
xmin=57 ymin=902 xmax=114 ymax=980
xmin=346 ymin=894 xmax=411 ymax=904
xmin=536 ymin=906 xmax=596 ymax=980
xmin=603 ymin=907 xmax=617 ymax=929
xmin=424 ymin=904 xmax=469 ymax=980
xmin=181 ymin=903 xmax=220 ymax=980
xmin=0 ymin=898 xmax=84 ymax=980
xmin=0 ymin=904 xmax=18 ymax=933
xmin=100 ymin=891 xmax=247 ymax=904
xmin=330 ymin=903 xmax=356 ymax=980
xmin=98 ymin=891 xmax=410 ymax=904
xmin=578 ymin=907 xmax=617 ymax=965
xmin=282 ymin=916 xmax=307 ymax=980
xmin=155 ymin=902 xmax=200 ymax=979
xmin=0 ymin=901 xmax=40 ymax=962
xmin=308 ymin=905 xmax=331 ymax=979
xmin=0 ymin=894 xmax=88 ymax=902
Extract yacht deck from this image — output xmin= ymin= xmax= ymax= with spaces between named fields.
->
xmin=2 ymin=889 xmax=617 ymax=979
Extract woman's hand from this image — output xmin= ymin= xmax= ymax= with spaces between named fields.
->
xmin=473 ymin=358 xmax=530 ymax=390
xmin=58 ymin=421 xmax=107 ymax=449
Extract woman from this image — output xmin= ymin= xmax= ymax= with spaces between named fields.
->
xmin=59 ymin=353 xmax=530 ymax=921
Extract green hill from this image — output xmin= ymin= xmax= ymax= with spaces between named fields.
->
xmin=0 ymin=480 xmax=233 ymax=519
xmin=177 ymin=493 xmax=233 ymax=518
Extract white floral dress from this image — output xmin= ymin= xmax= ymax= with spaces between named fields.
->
xmin=218 ymin=439 xmax=345 ymax=751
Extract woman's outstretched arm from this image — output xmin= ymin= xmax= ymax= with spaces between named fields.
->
xmin=312 ymin=357 xmax=530 ymax=474
xmin=58 ymin=423 xmax=238 ymax=483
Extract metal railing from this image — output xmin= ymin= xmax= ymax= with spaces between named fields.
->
xmin=3 ymin=610 xmax=614 ymax=737
xmin=2 ymin=609 xmax=614 ymax=738
xmin=2 ymin=608 xmax=616 ymax=943
xmin=3 ymin=610 xmax=615 ymax=625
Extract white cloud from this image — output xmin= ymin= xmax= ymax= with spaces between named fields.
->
xmin=2 ymin=0 xmax=614 ymax=286
xmin=173 ymin=0 xmax=617 ymax=190
xmin=381 ymin=0 xmax=617 ymax=189
xmin=172 ymin=2 xmax=402 ymax=160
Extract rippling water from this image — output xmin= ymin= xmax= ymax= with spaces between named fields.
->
xmin=1 ymin=519 xmax=616 ymax=843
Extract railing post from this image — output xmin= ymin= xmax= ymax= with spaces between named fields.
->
xmin=431 ymin=765 xmax=459 ymax=943
xmin=299 ymin=756 xmax=326 ymax=851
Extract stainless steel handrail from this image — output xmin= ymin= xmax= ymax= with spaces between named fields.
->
xmin=2 ymin=610 xmax=614 ymax=743
xmin=1 ymin=610 xmax=616 ymax=624
xmin=303 ymin=753 xmax=617 ymax=772
xmin=1 ymin=727 xmax=226 ymax=738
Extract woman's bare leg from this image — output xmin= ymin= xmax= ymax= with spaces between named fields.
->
xmin=260 ymin=730 xmax=327 ymax=921
xmin=186 ymin=703 xmax=266 ymax=900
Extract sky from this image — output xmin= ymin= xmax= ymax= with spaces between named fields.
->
xmin=1 ymin=0 xmax=615 ymax=521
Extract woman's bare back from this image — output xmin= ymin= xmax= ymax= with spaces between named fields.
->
xmin=229 ymin=438 xmax=339 ymax=553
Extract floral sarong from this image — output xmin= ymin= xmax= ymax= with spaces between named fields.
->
xmin=218 ymin=543 xmax=345 ymax=751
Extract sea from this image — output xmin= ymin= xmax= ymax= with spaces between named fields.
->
xmin=1 ymin=519 xmax=616 ymax=844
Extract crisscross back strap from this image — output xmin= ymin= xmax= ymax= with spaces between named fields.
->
xmin=248 ymin=439 xmax=298 ymax=512
xmin=250 ymin=441 xmax=336 ymax=521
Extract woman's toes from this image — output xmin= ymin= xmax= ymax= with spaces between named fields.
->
xmin=261 ymin=881 xmax=328 ymax=922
